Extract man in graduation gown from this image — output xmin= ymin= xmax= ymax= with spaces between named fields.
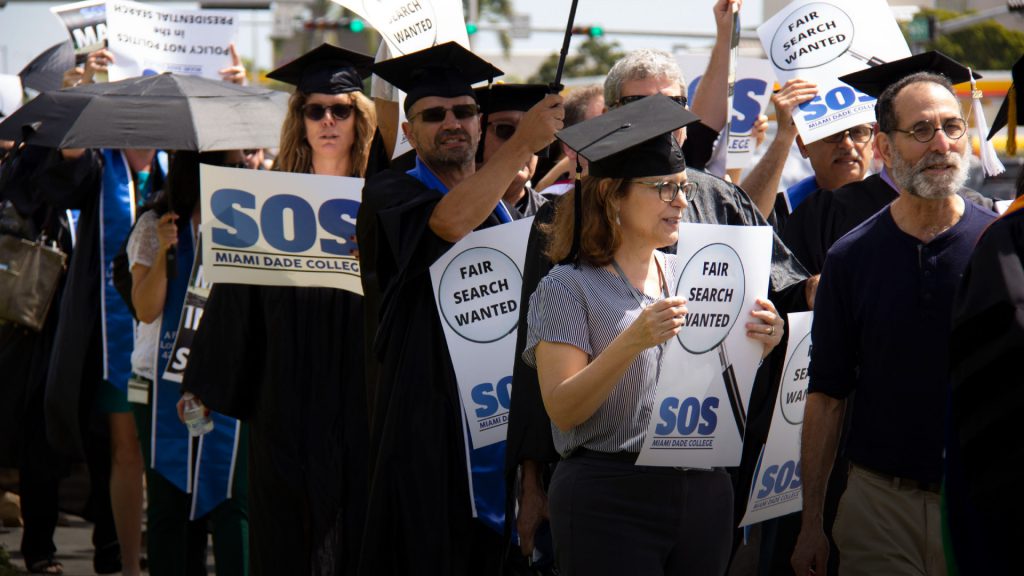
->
xmin=475 ymin=83 xmax=550 ymax=220
xmin=357 ymin=42 xmax=563 ymax=575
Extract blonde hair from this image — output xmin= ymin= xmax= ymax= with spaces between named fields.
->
xmin=544 ymin=176 xmax=631 ymax=267
xmin=274 ymin=90 xmax=377 ymax=177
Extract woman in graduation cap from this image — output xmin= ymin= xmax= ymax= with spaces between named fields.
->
xmin=181 ymin=44 xmax=376 ymax=576
xmin=523 ymin=95 xmax=785 ymax=575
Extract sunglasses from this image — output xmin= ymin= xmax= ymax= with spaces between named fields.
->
xmin=303 ymin=104 xmax=354 ymax=121
xmin=489 ymin=122 xmax=516 ymax=140
xmin=409 ymin=104 xmax=480 ymax=123
xmin=615 ymin=94 xmax=688 ymax=108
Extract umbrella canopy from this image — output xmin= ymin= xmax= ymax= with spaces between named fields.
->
xmin=0 ymin=73 xmax=289 ymax=151
xmin=19 ymin=41 xmax=76 ymax=94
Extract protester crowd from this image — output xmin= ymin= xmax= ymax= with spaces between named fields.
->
xmin=1 ymin=0 xmax=1023 ymax=575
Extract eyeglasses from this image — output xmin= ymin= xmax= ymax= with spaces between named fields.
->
xmin=615 ymin=94 xmax=688 ymax=109
xmin=489 ymin=122 xmax=516 ymax=140
xmin=888 ymin=117 xmax=967 ymax=143
xmin=303 ymin=104 xmax=354 ymax=122
xmin=820 ymin=125 xmax=874 ymax=144
xmin=635 ymin=179 xmax=697 ymax=203
xmin=409 ymin=104 xmax=480 ymax=123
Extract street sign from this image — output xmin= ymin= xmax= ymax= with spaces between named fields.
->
xmin=511 ymin=13 xmax=530 ymax=39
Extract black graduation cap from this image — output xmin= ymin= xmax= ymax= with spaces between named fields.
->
xmin=473 ymin=83 xmax=550 ymax=162
xmin=267 ymin=43 xmax=374 ymax=95
xmin=839 ymin=50 xmax=981 ymax=99
xmin=987 ymin=53 xmax=1024 ymax=143
xmin=556 ymin=94 xmax=699 ymax=179
xmin=473 ymin=83 xmax=549 ymax=114
xmin=372 ymin=42 xmax=504 ymax=112
xmin=555 ymin=94 xmax=699 ymax=265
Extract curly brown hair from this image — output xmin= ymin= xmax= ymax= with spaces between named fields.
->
xmin=273 ymin=90 xmax=376 ymax=176
xmin=544 ymin=176 xmax=631 ymax=267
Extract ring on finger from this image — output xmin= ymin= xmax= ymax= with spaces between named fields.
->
xmin=768 ymin=325 xmax=775 ymax=336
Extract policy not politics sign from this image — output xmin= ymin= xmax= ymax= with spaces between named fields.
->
xmin=740 ymin=311 xmax=812 ymax=527
xmin=106 ymin=0 xmax=240 ymax=81
xmin=331 ymin=0 xmax=470 ymax=57
xmin=677 ymin=55 xmax=777 ymax=170
xmin=757 ymin=0 xmax=910 ymax=143
xmin=200 ymin=165 xmax=364 ymax=295
xmin=51 ymin=0 xmax=107 ymax=63
xmin=638 ymin=223 xmax=773 ymax=469
xmin=430 ymin=218 xmax=532 ymax=449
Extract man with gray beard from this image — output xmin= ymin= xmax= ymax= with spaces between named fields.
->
xmin=792 ymin=69 xmax=997 ymax=576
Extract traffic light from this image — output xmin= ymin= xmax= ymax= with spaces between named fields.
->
xmin=302 ymin=17 xmax=367 ymax=32
xmin=349 ymin=18 xmax=365 ymax=33
xmin=466 ymin=22 xmax=479 ymax=35
xmin=571 ymin=25 xmax=605 ymax=38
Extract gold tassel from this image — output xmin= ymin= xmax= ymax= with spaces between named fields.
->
xmin=1008 ymin=85 xmax=1017 ymax=156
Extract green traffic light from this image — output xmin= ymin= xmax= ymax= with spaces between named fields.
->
xmin=588 ymin=26 xmax=604 ymax=37
xmin=349 ymin=18 xmax=365 ymax=33
xmin=466 ymin=22 xmax=478 ymax=35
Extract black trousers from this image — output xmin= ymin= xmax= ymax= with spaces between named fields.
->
xmin=549 ymin=453 xmax=734 ymax=576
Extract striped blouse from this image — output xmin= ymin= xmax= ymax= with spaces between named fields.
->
xmin=523 ymin=254 xmax=681 ymax=457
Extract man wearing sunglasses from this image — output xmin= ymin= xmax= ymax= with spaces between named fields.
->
xmin=793 ymin=60 xmax=998 ymax=576
xmin=358 ymin=43 xmax=563 ymax=575
xmin=474 ymin=83 xmax=550 ymax=219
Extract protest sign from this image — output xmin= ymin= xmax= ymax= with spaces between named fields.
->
xmin=331 ymin=0 xmax=470 ymax=56
xmin=430 ymin=218 xmax=532 ymax=449
xmin=637 ymin=223 xmax=772 ymax=468
xmin=394 ymin=92 xmax=414 ymax=159
xmin=740 ymin=311 xmax=812 ymax=526
xmin=51 ymin=0 xmax=107 ymax=63
xmin=0 ymin=75 xmax=22 ymax=117
xmin=678 ymin=55 xmax=777 ymax=170
xmin=200 ymin=165 xmax=364 ymax=294
xmin=757 ymin=0 xmax=910 ymax=143
xmin=162 ymin=238 xmax=211 ymax=384
xmin=106 ymin=0 xmax=239 ymax=81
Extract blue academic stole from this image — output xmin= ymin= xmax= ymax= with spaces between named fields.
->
xmin=151 ymin=228 xmax=241 ymax=519
xmin=405 ymin=157 xmax=509 ymax=533
xmin=100 ymin=150 xmax=137 ymax=392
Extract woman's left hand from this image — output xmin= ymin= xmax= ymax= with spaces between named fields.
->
xmin=746 ymin=298 xmax=784 ymax=359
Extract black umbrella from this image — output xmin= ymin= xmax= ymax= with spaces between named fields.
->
xmin=0 ymin=72 xmax=288 ymax=151
xmin=19 ymin=41 xmax=76 ymax=93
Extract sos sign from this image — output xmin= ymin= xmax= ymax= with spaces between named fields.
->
xmin=209 ymin=189 xmax=358 ymax=256
xmin=756 ymin=459 xmax=803 ymax=499
xmin=654 ymin=396 xmax=719 ymax=436
xmin=471 ymin=375 xmax=512 ymax=419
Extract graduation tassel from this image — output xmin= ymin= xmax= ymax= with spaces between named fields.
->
xmin=1008 ymin=85 xmax=1017 ymax=156
xmin=969 ymin=68 xmax=1005 ymax=177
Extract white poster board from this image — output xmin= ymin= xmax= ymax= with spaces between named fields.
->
xmin=638 ymin=223 xmax=773 ymax=468
xmin=51 ymin=0 xmax=108 ymax=62
xmin=678 ymin=55 xmax=777 ymax=170
xmin=0 ymin=75 xmax=22 ymax=118
xmin=756 ymin=0 xmax=910 ymax=144
xmin=331 ymin=0 xmax=470 ymax=56
xmin=740 ymin=311 xmax=813 ymax=527
xmin=430 ymin=218 xmax=532 ymax=449
xmin=200 ymin=165 xmax=364 ymax=294
xmin=106 ymin=0 xmax=240 ymax=81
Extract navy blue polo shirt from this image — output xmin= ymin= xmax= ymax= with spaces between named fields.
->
xmin=809 ymin=199 xmax=996 ymax=483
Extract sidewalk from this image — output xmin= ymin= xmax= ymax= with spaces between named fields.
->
xmin=1 ymin=516 xmax=103 ymax=576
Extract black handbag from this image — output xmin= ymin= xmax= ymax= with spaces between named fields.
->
xmin=0 ymin=222 xmax=67 ymax=332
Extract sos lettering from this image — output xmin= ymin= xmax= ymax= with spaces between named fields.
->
xmin=471 ymin=375 xmax=512 ymax=418
xmin=210 ymin=189 xmax=358 ymax=255
xmin=654 ymin=396 xmax=719 ymax=436
xmin=688 ymin=76 xmax=769 ymax=134
xmin=797 ymin=85 xmax=875 ymax=122
xmin=757 ymin=459 xmax=802 ymax=499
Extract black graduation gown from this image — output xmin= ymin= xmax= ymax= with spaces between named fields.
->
xmin=946 ymin=202 xmax=1024 ymax=574
xmin=182 ymin=284 xmax=367 ymax=576
xmin=358 ymin=169 xmax=507 ymax=576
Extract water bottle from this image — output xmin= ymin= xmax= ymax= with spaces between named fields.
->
xmin=182 ymin=392 xmax=214 ymax=436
